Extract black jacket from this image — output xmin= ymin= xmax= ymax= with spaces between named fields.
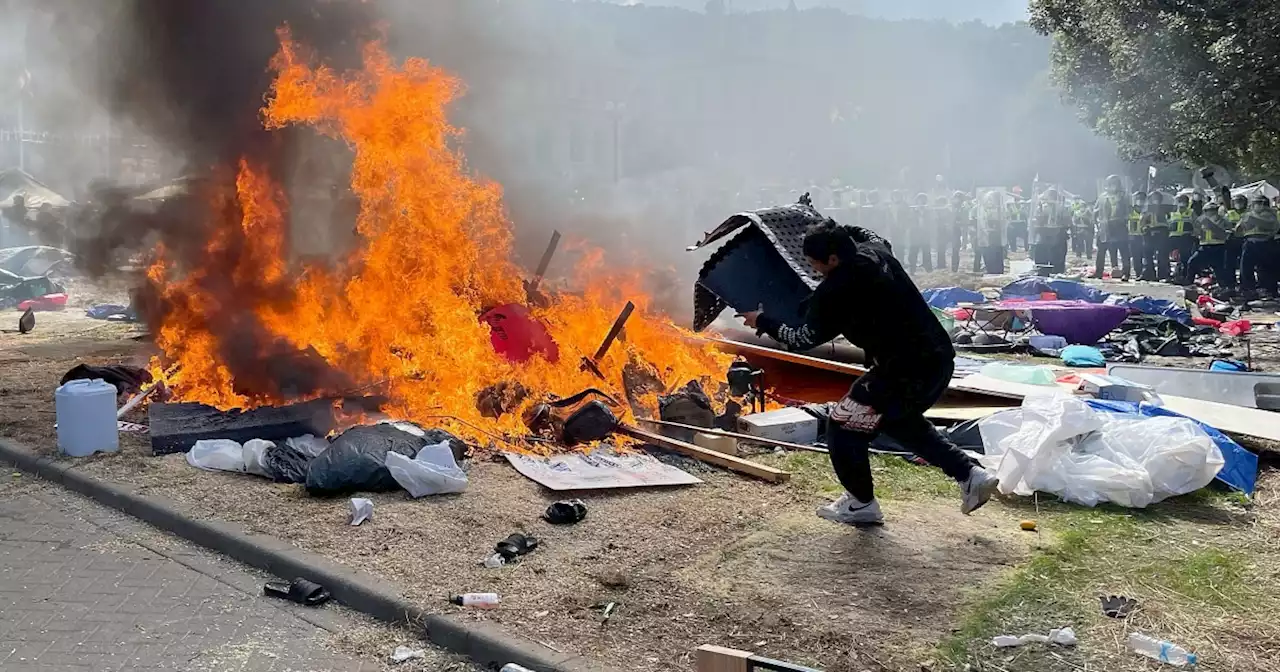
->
xmin=756 ymin=233 xmax=954 ymax=404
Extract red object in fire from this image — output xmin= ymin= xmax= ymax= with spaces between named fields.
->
xmin=17 ymin=293 xmax=68 ymax=312
xmin=480 ymin=304 xmax=559 ymax=363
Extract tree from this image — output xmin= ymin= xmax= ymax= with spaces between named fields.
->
xmin=1030 ymin=0 xmax=1280 ymax=175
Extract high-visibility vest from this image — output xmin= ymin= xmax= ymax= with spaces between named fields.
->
xmin=1239 ymin=209 xmax=1280 ymax=239
xmin=1198 ymin=215 xmax=1228 ymax=245
xmin=1226 ymin=210 xmax=1243 ymax=238
xmin=1127 ymin=211 xmax=1143 ymax=236
xmin=1169 ymin=207 xmax=1195 ymax=236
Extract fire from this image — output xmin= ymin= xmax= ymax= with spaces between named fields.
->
xmin=146 ymin=29 xmax=729 ymax=442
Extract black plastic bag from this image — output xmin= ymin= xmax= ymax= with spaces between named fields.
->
xmin=263 ymin=443 xmax=311 ymax=484
xmin=61 ymin=363 xmax=152 ymax=396
xmin=305 ymin=425 xmax=427 ymax=495
xmin=562 ymin=401 xmax=618 ymax=445
xmin=658 ymin=381 xmax=715 ymax=441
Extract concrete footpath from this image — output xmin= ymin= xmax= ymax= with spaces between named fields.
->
xmin=0 ymin=476 xmax=470 ymax=672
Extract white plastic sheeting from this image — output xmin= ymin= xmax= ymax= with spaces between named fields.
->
xmin=186 ymin=439 xmax=247 ymax=473
xmin=385 ymin=441 xmax=468 ymax=497
xmin=978 ymin=396 xmax=1225 ymax=508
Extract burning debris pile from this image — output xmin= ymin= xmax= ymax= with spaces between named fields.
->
xmin=142 ymin=30 xmax=729 ymax=446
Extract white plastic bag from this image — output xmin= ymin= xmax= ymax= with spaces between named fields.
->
xmin=385 ymin=441 xmax=468 ymax=497
xmin=349 ymin=497 xmax=373 ymax=526
xmin=978 ymin=396 xmax=1224 ymax=508
xmin=285 ymin=434 xmax=330 ymax=458
xmin=242 ymin=439 xmax=275 ymax=478
xmin=186 ymin=439 xmax=247 ymax=473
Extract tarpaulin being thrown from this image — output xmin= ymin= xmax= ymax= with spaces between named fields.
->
xmin=688 ymin=201 xmax=828 ymax=331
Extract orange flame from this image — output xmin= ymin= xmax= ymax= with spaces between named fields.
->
xmin=146 ymin=29 xmax=729 ymax=442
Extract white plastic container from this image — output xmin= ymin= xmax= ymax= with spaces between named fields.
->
xmin=55 ymin=378 xmax=119 ymax=457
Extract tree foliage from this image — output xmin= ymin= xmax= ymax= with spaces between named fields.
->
xmin=1030 ymin=0 xmax=1280 ymax=175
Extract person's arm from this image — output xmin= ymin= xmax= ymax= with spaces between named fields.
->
xmin=753 ymin=283 xmax=844 ymax=352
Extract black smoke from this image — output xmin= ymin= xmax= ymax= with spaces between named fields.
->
xmin=43 ymin=0 xmax=381 ymax=402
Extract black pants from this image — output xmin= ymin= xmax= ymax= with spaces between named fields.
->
xmin=1126 ymin=235 xmax=1145 ymax=280
xmin=1186 ymin=244 xmax=1227 ymax=287
xmin=1142 ymin=230 xmax=1170 ymax=281
xmin=1240 ymin=238 xmax=1278 ymax=294
xmin=1170 ymin=235 xmax=1197 ymax=282
xmin=827 ymin=363 xmax=975 ymax=502
xmin=976 ymin=245 xmax=1004 ymax=274
xmin=1072 ymin=229 xmax=1093 ymax=258
xmin=1093 ymin=240 xmax=1123 ymax=278
xmin=908 ymin=244 xmax=933 ymax=273
xmin=1007 ymin=222 xmax=1028 ymax=252
xmin=1225 ymin=237 xmax=1243 ymax=287
xmin=936 ymin=230 xmax=960 ymax=272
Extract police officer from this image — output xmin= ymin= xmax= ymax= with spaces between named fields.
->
xmin=1238 ymin=194 xmax=1280 ymax=298
xmin=1007 ymin=196 xmax=1028 ymax=253
xmin=935 ymin=195 xmax=960 ymax=273
xmin=1092 ymin=176 xmax=1129 ymax=279
xmin=1225 ymin=193 xmax=1247 ymax=292
xmin=888 ymin=190 xmax=910 ymax=252
xmin=1034 ymin=189 xmax=1070 ymax=273
xmin=977 ymin=191 xmax=1005 ymax=274
xmin=1140 ymin=192 xmax=1171 ymax=281
xmin=908 ymin=192 xmax=933 ymax=273
xmin=1168 ymin=194 xmax=1197 ymax=284
xmin=1071 ymin=199 xmax=1094 ymax=259
xmin=1186 ymin=202 xmax=1231 ymax=290
xmin=1125 ymin=191 xmax=1147 ymax=281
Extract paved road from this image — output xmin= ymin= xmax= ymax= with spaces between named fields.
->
xmin=0 ymin=477 xmax=465 ymax=672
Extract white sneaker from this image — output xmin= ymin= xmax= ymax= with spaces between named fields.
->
xmin=961 ymin=466 xmax=1000 ymax=515
xmin=817 ymin=492 xmax=884 ymax=526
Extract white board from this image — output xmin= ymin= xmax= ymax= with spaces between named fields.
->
xmin=503 ymin=448 xmax=702 ymax=491
xmin=950 ymin=373 xmax=1280 ymax=444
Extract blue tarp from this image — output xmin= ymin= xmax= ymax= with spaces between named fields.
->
xmin=922 ymin=286 xmax=985 ymax=309
xmin=1085 ymin=399 xmax=1258 ymax=496
xmin=1000 ymin=277 xmax=1111 ymax=304
xmin=1104 ymin=295 xmax=1192 ymax=325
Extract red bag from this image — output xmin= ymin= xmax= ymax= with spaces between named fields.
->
xmin=480 ymin=304 xmax=559 ymax=363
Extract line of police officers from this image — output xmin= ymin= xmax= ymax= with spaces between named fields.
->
xmin=1091 ymin=174 xmax=1280 ymax=298
xmin=829 ymin=179 xmax=1280 ymax=298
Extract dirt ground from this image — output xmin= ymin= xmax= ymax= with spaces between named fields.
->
xmin=3 ymin=280 xmax=1280 ymax=671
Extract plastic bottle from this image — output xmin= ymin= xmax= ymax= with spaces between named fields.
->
xmin=450 ymin=592 xmax=500 ymax=609
xmin=500 ymin=665 xmax=535 ymax=672
xmin=1128 ymin=633 xmax=1198 ymax=666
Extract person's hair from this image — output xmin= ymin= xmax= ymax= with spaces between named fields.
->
xmin=802 ymin=220 xmax=858 ymax=262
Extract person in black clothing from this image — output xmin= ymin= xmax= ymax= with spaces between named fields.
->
xmin=738 ymin=221 xmax=999 ymax=526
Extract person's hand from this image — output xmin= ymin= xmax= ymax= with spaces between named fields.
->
xmin=736 ymin=303 xmax=764 ymax=329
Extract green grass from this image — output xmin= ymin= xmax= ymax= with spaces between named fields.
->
xmin=763 ymin=450 xmax=958 ymax=500
xmin=938 ymin=495 xmax=1258 ymax=668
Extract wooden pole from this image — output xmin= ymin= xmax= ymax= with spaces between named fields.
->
xmin=635 ymin=417 xmax=828 ymax=454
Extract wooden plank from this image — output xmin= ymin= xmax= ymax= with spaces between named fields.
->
xmin=635 ymin=418 xmax=829 ymax=453
xmin=618 ymin=425 xmax=791 ymax=483
xmin=949 ymin=374 xmax=1280 ymax=444
xmin=705 ymin=337 xmax=869 ymax=377
xmin=696 ymin=645 xmax=751 ymax=672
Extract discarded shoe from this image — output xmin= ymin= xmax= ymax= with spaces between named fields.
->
xmin=263 ymin=578 xmax=331 ymax=606
xmin=494 ymin=533 xmax=540 ymax=561
xmin=816 ymin=492 xmax=884 ymax=527
xmin=961 ymin=466 xmax=999 ymax=515
xmin=1100 ymin=594 xmax=1138 ymax=619
xmin=543 ymin=499 xmax=588 ymax=525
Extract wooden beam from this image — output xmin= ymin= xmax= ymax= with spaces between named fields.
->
xmin=704 ymin=337 xmax=868 ymax=377
xmin=696 ymin=645 xmax=752 ymax=672
xmin=635 ymin=417 xmax=828 ymax=454
xmin=618 ymin=425 xmax=791 ymax=483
